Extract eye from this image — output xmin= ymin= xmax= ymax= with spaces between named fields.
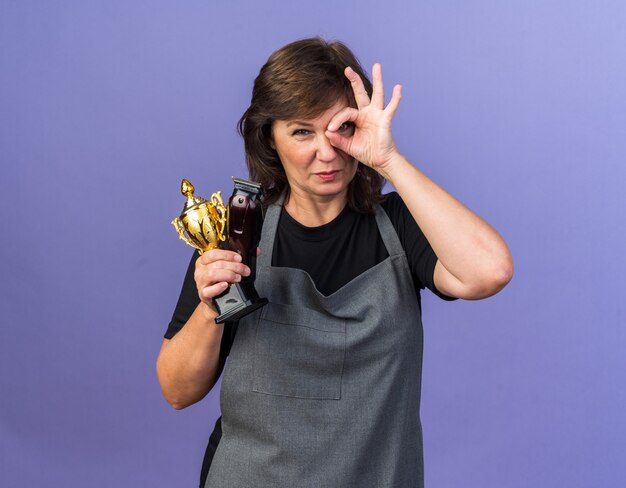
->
xmin=291 ymin=128 xmax=310 ymax=136
xmin=337 ymin=122 xmax=355 ymax=135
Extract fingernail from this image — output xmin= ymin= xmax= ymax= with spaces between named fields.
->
xmin=233 ymin=253 xmax=242 ymax=262
xmin=234 ymin=274 xmax=241 ymax=282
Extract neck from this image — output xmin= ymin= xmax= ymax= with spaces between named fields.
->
xmin=284 ymin=189 xmax=348 ymax=227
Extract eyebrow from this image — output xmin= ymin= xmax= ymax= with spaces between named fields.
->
xmin=285 ymin=120 xmax=313 ymax=128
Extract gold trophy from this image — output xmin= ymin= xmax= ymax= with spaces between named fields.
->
xmin=172 ymin=177 xmax=268 ymax=323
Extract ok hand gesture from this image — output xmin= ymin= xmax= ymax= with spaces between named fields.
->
xmin=325 ymin=63 xmax=402 ymax=176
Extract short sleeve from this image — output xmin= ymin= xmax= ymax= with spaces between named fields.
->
xmin=381 ymin=192 xmax=457 ymax=301
xmin=164 ymin=250 xmax=240 ymax=360
xmin=164 ymin=250 xmax=201 ymax=339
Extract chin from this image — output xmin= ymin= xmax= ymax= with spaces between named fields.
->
xmin=315 ymin=184 xmax=351 ymax=199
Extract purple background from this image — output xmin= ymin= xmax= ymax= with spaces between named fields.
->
xmin=1 ymin=1 xmax=625 ymax=486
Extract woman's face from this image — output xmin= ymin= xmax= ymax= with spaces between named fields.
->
xmin=271 ymin=100 xmax=357 ymax=203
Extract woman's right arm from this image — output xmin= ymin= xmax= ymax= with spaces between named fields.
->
xmin=156 ymin=249 xmax=250 ymax=410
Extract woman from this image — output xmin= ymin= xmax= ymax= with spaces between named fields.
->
xmin=157 ymin=38 xmax=513 ymax=488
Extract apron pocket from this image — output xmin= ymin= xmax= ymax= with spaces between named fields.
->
xmin=252 ymin=302 xmax=346 ymax=400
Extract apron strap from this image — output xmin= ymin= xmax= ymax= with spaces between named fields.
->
xmin=257 ymin=192 xmax=285 ymax=270
xmin=373 ymin=202 xmax=405 ymax=257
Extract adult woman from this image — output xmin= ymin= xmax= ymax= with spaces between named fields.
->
xmin=157 ymin=38 xmax=513 ymax=487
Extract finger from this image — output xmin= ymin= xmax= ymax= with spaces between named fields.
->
xmin=371 ymin=63 xmax=384 ymax=108
xmin=196 ymin=259 xmax=250 ymax=279
xmin=199 ymin=249 xmax=251 ymax=275
xmin=195 ymin=262 xmax=250 ymax=286
xmin=197 ymin=267 xmax=245 ymax=288
xmin=325 ymin=130 xmax=353 ymax=154
xmin=206 ymin=261 xmax=250 ymax=281
xmin=197 ymin=248 xmax=242 ymax=266
xmin=256 ymin=247 xmax=261 ymax=257
xmin=344 ymin=66 xmax=370 ymax=109
xmin=327 ymin=107 xmax=359 ymax=132
xmin=199 ymin=282 xmax=229 ymax=301
xmin=385 ymin=84 xmax=402 ymax=118
xmin=203 ymin=261 xmax=250 ymax=277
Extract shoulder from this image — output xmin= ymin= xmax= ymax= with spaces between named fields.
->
xmin=380 ymin=191 xmax=409 ymax=219
xmin=379 ymin=191 xmax=413 ymax=236
xmin=380 ymin=191 xmax=403 ymax=213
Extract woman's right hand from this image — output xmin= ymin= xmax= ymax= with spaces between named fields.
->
xmin=194 ymin=249 xmax=251 ymax=305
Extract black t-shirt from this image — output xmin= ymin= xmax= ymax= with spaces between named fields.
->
xmin=165 ymin=192 xmax=451 ymax=338
xmin=163 ymin=192 xmax=455 ymax=486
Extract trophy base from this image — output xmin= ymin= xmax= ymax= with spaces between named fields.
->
xmin=214 ymin=281 xmax=268 ymax=324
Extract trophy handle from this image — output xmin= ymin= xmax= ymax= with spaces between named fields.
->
xmin=210 ymin=192 xmax=229 ymax=243
xmin=171 ymin=217 xmax=204 ymax=253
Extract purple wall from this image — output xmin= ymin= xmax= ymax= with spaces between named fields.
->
xmin=1 ymin=1 xmax=625 ymax=486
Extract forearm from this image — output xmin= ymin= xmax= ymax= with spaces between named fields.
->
xmin=156 ymin=301 xmax=224 ymax=409
xmin=381 ymin=153 xmax=513 ymax=298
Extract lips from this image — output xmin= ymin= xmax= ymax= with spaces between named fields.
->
xmin=315 ymin=170 xmax=340 ymax=181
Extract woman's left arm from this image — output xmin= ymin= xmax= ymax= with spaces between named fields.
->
xmin=381 ymin=154 xmax=513 ymax=299
xmin=326 ymin=64 xmax=513 ymax=299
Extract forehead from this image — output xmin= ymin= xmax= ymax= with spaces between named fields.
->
xmin=278 ymin=99 xmax=349 ymax=128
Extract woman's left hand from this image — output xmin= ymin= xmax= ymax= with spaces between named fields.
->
xmin=325 ymin=63 xmax=402 ymax=176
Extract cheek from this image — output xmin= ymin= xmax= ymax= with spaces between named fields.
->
xmin=348 ymin=159 xmax=359 ymax=176
xmin=278 ymin=153 xmax=307 ymax=181
xmin=282 ymin=146 xmax=314 ymax=169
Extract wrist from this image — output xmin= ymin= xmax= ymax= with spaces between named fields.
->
xmin=198 ymin=300 xmax=219 ymax=323
xmin=376 ymin=150 xmax=408 ymax=181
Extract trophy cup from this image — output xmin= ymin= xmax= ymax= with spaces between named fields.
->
xmin=172 ymin=177 xmax=268 ymax=323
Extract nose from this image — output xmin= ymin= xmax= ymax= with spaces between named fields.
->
xmin=316 ymin=134 xmax=337 ymax=162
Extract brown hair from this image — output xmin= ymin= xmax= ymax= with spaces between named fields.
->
xmin=238 ymin=37 xmax=385 ymax=213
